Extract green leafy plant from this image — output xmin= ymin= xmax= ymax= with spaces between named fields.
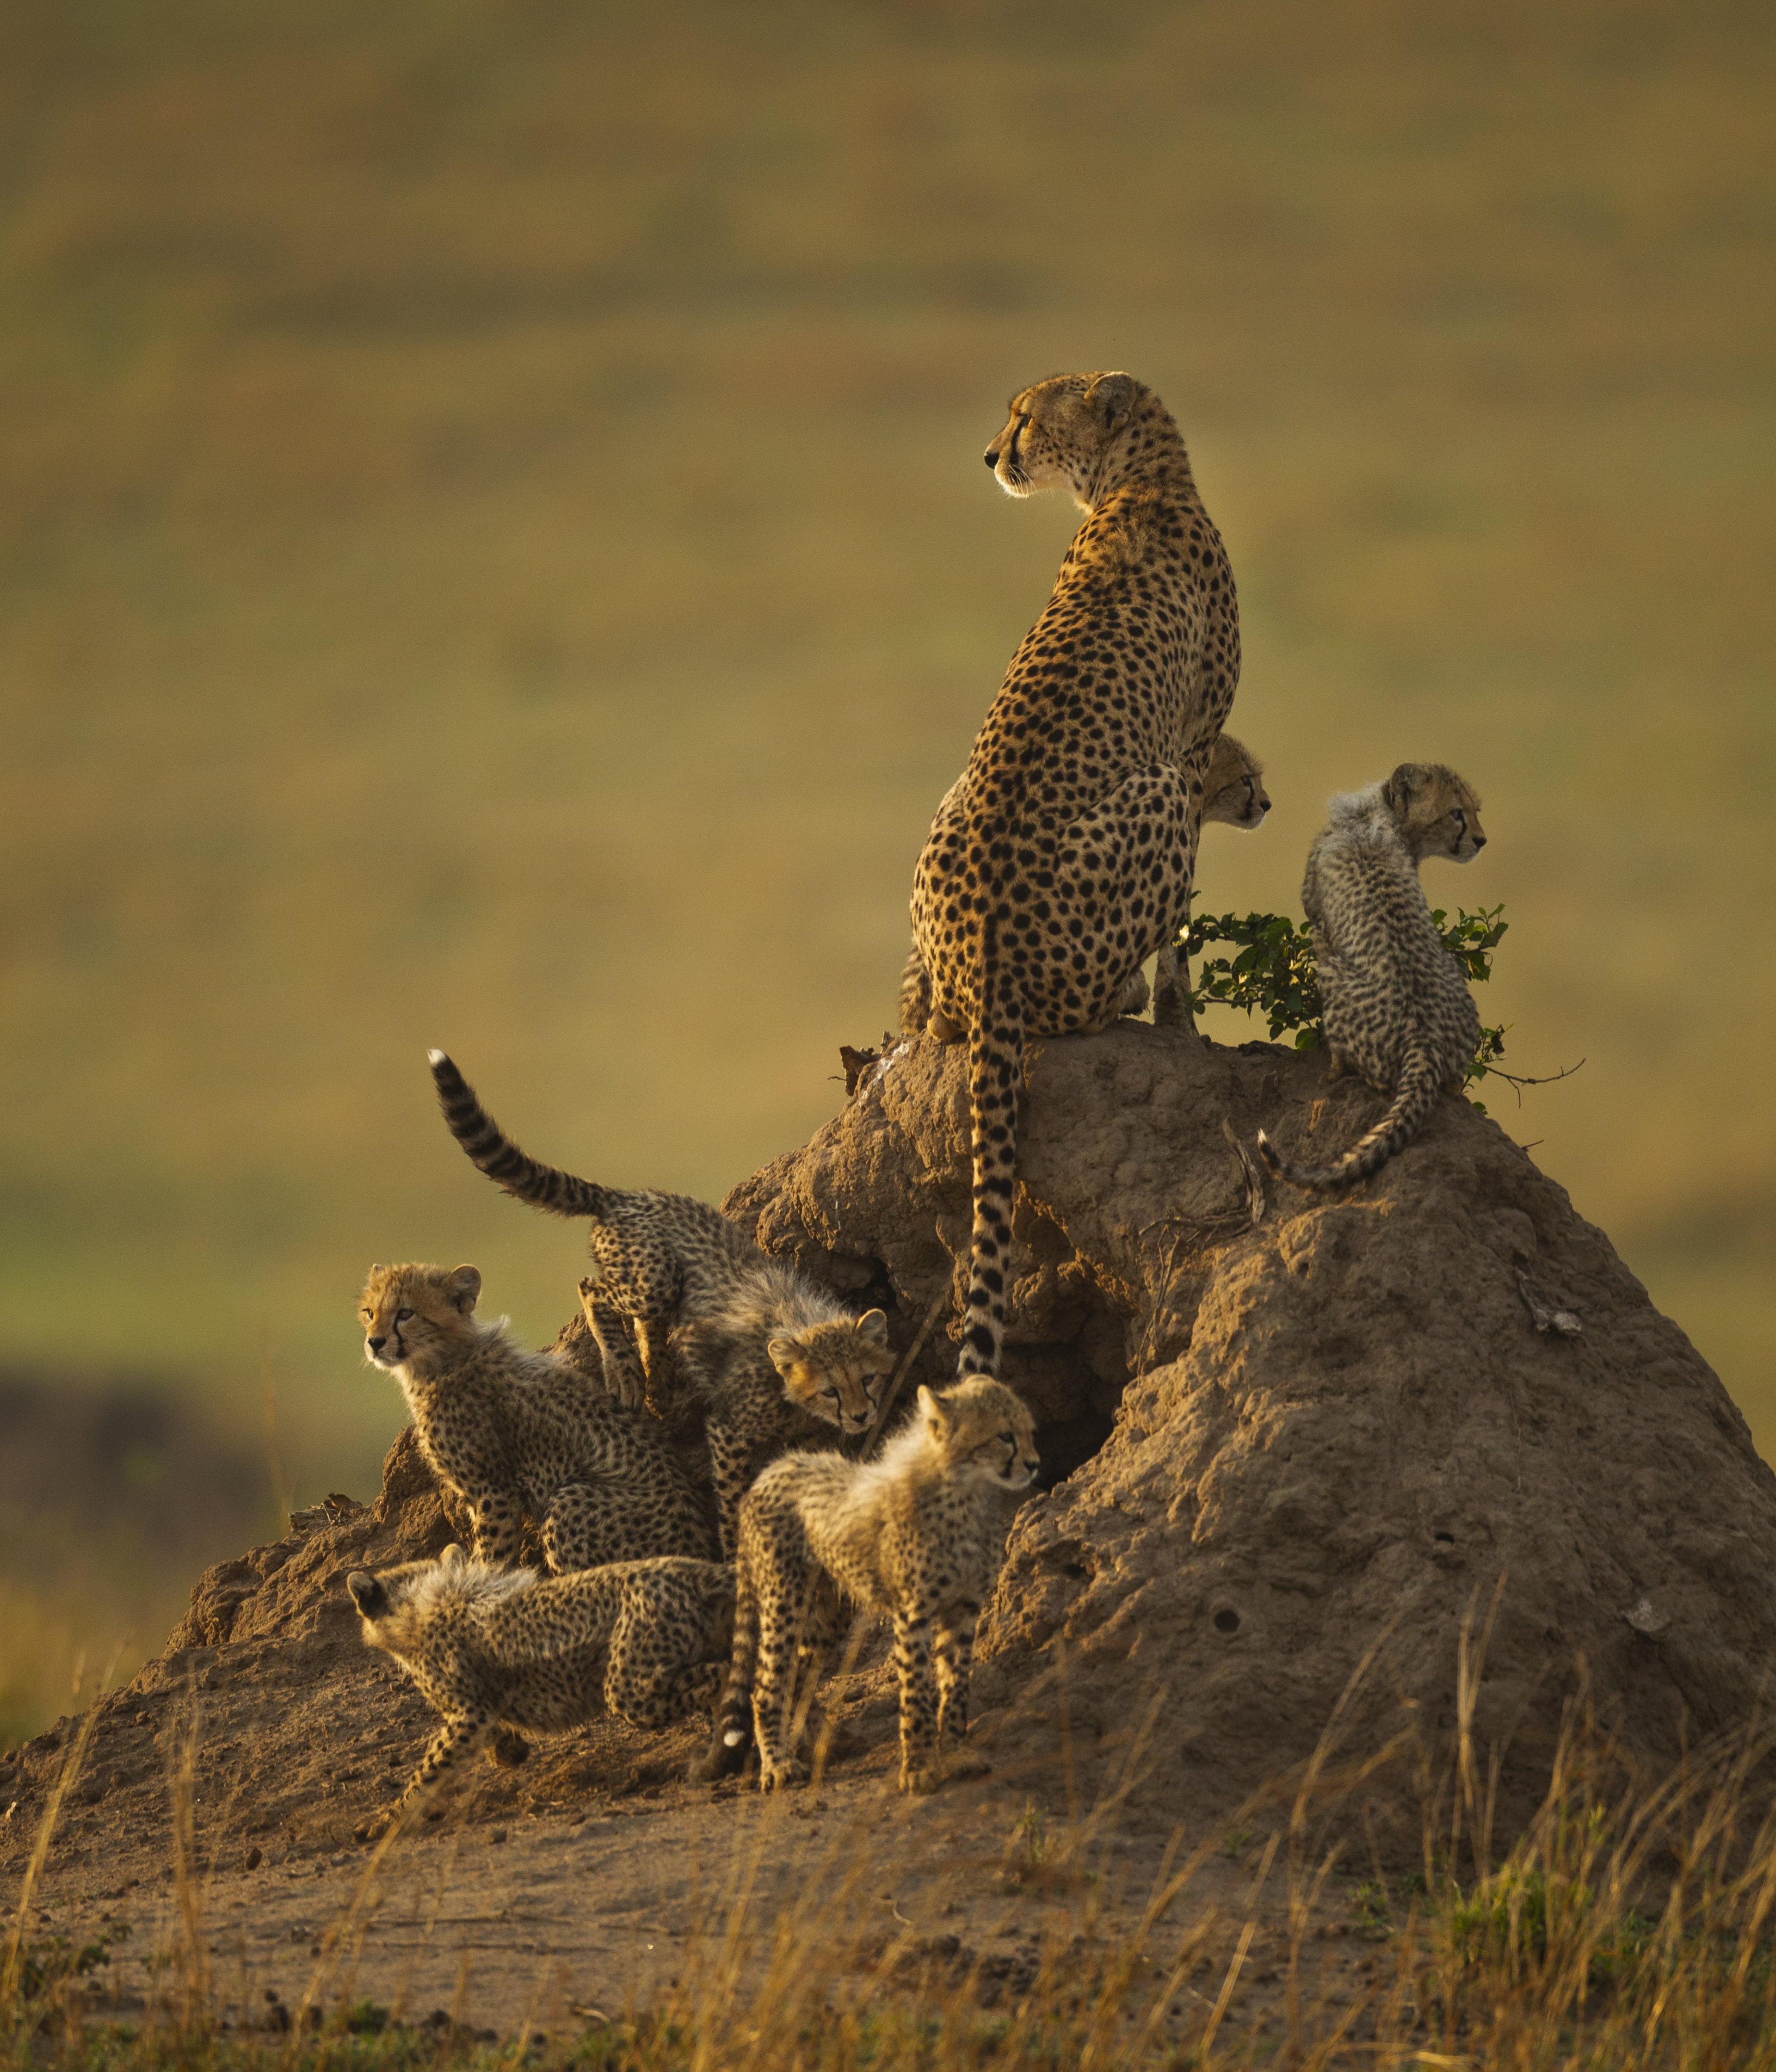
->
xmin=1182 ymin=901 xmax=1516 ymax=1098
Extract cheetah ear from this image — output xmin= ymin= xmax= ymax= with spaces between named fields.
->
xmin=766 ymin=1336 xmax=800 ymax=1379
xmin=1383 ymin=763 xmax=1429 ymax=816
xmin=346 ymin=1571 xmax=387 ymax=1618
xmin=917 ymin=1385 xmax=952 ymax=1433
xmin=448 ymin=1264 xmax=481 ymax=1311
xmin=857 ymin=1308 xmax=888 ymax=1343
xmin=439 ymin=1543 xmax=466 ymax=1568
xmin=1084 ymin=371 xmax=1136 ymax=432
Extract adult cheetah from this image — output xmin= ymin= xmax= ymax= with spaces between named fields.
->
xmin=910 ymin=371 xmax=1241 ymax=1376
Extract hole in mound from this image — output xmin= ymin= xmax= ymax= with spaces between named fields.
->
xmin=1433 ymin=1530 xmax=1456 ymax=1544
xmin=1213 ymin=1608 xmax=1241 ymax=1635
xmin=1033 ymin=1411 xmax=1115 ymax=1490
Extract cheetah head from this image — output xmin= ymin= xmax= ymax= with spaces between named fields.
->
xmin=360 ymin=1262 xmax=484 ymax=1373
xmin=1202 ymin=733 xmax=1271 ymax=832
xmin=984 ymin=371 xmax=1146 ymax=507
xmin=917 ymin=1379 xmax=1039 ymax=1492
xmin=1381 ymin=763 xmax=1487 ymax=864
xmin=768 ymin=1308 xmax=894 ymax=1437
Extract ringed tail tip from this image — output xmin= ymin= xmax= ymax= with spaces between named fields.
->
xmin=427 ymin=1047 xmax=448 ymax=1067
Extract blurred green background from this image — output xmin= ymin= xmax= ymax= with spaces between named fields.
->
xmin=1 ymin=0 xmax=1771 ymax=1740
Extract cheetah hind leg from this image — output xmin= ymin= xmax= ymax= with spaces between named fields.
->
xmin=933 ymin=1610 xmax=989 ymax=1782
xmin=578 ymin=1283 xmax=648 ymax=1411
xmin=543 ymin=1480 xmax=630 ymax=1575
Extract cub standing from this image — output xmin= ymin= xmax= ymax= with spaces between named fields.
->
xmin=1259 ymin=761 xmax=1487 ymax=1190
xmin=349 ymin=1545 xmax=733 ymax=1828
xmin=707 ymin=1378 xmax=1038 ymax=1795
xmin=360 ymin=1261 xmax=713 ymax=1568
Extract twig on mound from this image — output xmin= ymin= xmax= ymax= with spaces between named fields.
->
xmin=1518 ymin=1270 xmax=1582 ymax=1337
xmin=866 ymin=1278 xmax=953 ymax=1449
xmin=1222 ymin=1116 xmax=1268 ymax=1227
xmin=1482 ymin=1056 xmax=1586 ymax=1106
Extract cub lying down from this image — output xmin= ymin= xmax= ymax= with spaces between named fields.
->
xmin=348 ymin=1544 xmax=733 ymax=1831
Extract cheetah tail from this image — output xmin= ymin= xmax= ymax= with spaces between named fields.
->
xmin=1255 ymin=1045 xmax=1442 ymax=1191
xmin=958 ymin=993 xmax=1025 ymax=1378
xmin=426 ymin=1050 xmax=611 ymax=1221
xmin=714 ymin=1565 xmax=758 ymax=1755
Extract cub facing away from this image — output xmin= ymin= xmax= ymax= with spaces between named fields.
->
xmin=706 ymin=1378 xmax=1038 ymax=1796
xmin=361 ymin=1262 xmax=713 ymax=1570
xmin=348 ymin=1544 xmax=734 ymax=1828
xmin=1258 ymin=760 xmax=1487 ymax=1190
xmin=428 ymin=1050 xmax=892 ymax=1471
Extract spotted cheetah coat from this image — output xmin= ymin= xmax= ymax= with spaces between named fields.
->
xmin=910 ymin=372 xmax=1240 ymax=1375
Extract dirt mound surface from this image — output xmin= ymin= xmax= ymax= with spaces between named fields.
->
xmin=4 ymin=1025 xmax=1772 ymax=1879
xmin=728 ymin=1023 xmax=1776 ymax=1831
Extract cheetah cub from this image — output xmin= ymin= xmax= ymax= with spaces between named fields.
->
xmin=706 ymin=1378 xmax=1038 ymax=1796
xmin=675 ymin=1261 xmax=895 ymax=1556
xmin=1152 ymin=731 xmax=1272 ymax=1028
xmin=429 ymin=1052 xmax=889 ymax=1451
xmin=349 ymin=1544 xmax=733 ymax=1828
xmin=1258 ymin=761 xmax=1487 ymax=1190
xmin=361 ymin=1262 xmax=713 ymax=1570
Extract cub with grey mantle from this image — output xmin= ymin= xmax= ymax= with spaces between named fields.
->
xmin=1258 ymin=760 xmax=1487 ymax=1190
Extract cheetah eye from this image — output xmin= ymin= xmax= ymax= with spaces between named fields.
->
xmin=396 ymin=1307 xmax=415 ymax=1323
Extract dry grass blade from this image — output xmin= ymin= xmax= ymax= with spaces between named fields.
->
xmin=0 ymin=1705 xmax=99 ymax=2009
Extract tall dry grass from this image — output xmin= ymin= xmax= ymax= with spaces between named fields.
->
xmin=7 ymin=1636 xmax=1776 ymax=2068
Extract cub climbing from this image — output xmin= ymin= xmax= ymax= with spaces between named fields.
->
xmin=1258 ymin=761 xmax=1487 ymax=1190
xmin=348 ymin=1545 xmax=733 ymax=1827
xmin=908 ymin=372 xmax=1242 ymax=1377
xmin=676 ymin=1262 xmax=896 ymax=1555
xmin=360 ymin=1262 xmax=713 ymax=1569
xmin=427 ymin=1052 xmax=888 ymax=1439
xmin=704 ymin=1377 xmax=1037 ymax=1795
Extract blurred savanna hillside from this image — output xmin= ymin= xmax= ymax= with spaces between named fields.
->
xmin=1 ymin=0 xmax=1772 ymax=1736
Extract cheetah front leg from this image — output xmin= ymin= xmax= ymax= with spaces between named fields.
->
xmin=705 ymin=1418 xmax=755 ymax=1561
xmin=578 ymin=1281 xmax=648 ymax=1411
xmin=1152 ymin=942 xmax=1195 ymax=1031
xmin=470 ymin=1490 xmax=526 ymax=1567
xmin=894 ymin=1607 xmax=943 ymax=1794
xmin=378 ymin=1710 xmax=492 ymax=1833
xmin=899 ymin=945 xmax=932 ymax=1036
xmin=750 ymin=1579 xmax=840 ymax=1791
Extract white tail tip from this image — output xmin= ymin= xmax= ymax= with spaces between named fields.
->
xmin=427 ymin=1048 xmax=448 ymax=1066
xmin=1256 ymin=1128 xmax=1272 ymax=1149
xmin=723 ymin=1729 xmax=746 ymax=1748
